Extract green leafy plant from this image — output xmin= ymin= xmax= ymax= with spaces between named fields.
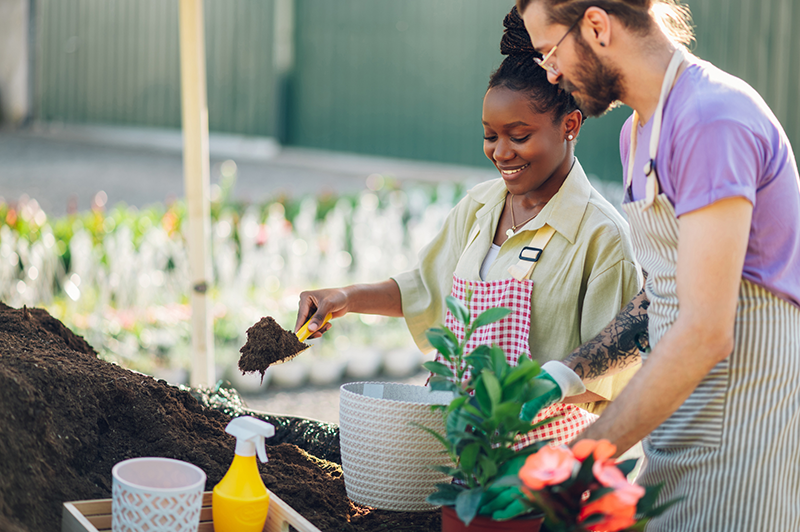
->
xmin=417 ymin=292 xmax=559 ymax=526
xmin=417 ymin=292 xmax=681 ymax=530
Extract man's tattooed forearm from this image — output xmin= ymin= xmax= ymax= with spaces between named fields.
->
xmin=566 ymin=289 xmax=650 ymax=382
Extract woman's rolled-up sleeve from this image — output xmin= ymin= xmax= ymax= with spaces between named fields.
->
xmin=392 ymin=202 xmax=473 ymax=353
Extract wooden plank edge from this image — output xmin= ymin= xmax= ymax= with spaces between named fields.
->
xmin=63 ymin=490 xmax=321 ymax=532
xmin=265 ymin=489 xmax=321 ymax=532
xmin=62 ymin=502 xmax=101 ymax=532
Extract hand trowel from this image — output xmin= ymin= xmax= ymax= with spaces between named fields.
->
xmin=237 ymin=313 xmax=332 ymax=379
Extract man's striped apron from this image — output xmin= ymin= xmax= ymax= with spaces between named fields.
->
xmin=624 ymin=49 xmax=800 ymax=531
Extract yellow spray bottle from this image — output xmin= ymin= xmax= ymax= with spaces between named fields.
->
xmin=213 ymin=416 xmax=275 ymax=532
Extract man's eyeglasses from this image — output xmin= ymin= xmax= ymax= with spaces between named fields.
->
xmin=534 ymin=14 xmax=584 ymax=76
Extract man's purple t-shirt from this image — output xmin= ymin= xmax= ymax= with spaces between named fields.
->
xmin=620 ymin=58 xmax=800 ymax=309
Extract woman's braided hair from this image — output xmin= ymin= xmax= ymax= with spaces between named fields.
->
xmin=488 ymin=6 xmax=581 ymax=123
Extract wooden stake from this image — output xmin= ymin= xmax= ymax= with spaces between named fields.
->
xmin=178 ymin=0 xmax=214 ymax=387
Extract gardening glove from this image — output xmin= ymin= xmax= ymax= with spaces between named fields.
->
xmin=523 ymin=361 xmax=586 ymax=418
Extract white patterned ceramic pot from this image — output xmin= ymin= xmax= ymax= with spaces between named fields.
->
xmin=111 ymin=457 xmax=206 ymax=532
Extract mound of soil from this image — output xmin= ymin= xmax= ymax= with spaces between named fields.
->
xmin=0 ymin=303 xmax=439 ymax=532
xmin=239 ymin=316 xmax=309 ymax=378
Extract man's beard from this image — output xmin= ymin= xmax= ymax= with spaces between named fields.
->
xmin=562 ymin=35 xmax=625 ymax=117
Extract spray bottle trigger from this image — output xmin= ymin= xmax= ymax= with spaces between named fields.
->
xmin=256 ymin=436 xmax=268 ymax=463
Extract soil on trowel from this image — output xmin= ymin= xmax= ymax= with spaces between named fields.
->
xmin=0 ymin=302 xmax=439 ymax=532
xmin=238 ymin=316 xmax=309 ymax=379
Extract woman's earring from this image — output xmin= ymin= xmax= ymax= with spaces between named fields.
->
xmin=567 ymin=134 xmax=574 ymax=141
xmin=600 ymin=41 xmax=606 ymax=47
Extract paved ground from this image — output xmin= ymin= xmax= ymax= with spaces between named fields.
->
xmin=0 ymin=124 xmax=492 ymax=216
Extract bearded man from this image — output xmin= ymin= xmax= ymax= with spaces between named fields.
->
xmin=517 ymin=0 xmax=800 ymax=530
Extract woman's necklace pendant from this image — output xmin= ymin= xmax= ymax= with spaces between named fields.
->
xmin=506 ymin=228 xmax=515 ymax=238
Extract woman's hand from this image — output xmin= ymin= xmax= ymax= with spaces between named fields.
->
xmin=294 ymin=280 xmax=404 ymax=339
xmin=295 ymin=288 xmax=349 ymax=339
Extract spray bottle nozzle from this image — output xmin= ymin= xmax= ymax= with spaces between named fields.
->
xmin=225 ymin=416 xmax=275 ymax=463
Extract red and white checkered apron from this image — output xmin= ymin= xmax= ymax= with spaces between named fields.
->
xmin=439 ymin=274 xmax=597 ymax=448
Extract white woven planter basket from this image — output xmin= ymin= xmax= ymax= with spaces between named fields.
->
xmin=339 ymin=381 xmax=454 ymax=511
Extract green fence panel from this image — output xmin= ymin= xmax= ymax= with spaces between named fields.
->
xmin=287 ymin=0 xmax=512 ymax=169
xmin=690 ymin=0 xmax=799 ymax=150
xmin=33 ymin=0 xmax=277 ymax=136
xmin=287 ymin=0 xmax=800 ymax=182
xmin=33 ymin=0 xmax=799 ymax=184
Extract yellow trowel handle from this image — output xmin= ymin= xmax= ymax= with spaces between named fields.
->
xmin=296 ymin=312 xmax=333 ymax=342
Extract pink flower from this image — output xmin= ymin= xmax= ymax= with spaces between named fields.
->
xmin=592 ymin=458 xmax=644 ymax=504
xmin=519 ymin=446 xmax=577 ymax=491
xmin=578 ymin=463 xmax=645 ymax=532
xmin=592 ymin=461 xmax=627 ymax=488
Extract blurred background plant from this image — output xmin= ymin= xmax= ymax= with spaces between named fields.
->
xmin=0 ymin=162 xmax=467 ymax=388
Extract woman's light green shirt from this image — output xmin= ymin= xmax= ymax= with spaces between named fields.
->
xmin=392 ymin=159 xmax=642 ymax=411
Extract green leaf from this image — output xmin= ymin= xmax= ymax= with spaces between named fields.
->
xmin=426 ymin=327 xmax=459 ymax=360
xmin=473 ymin=379 xmax=493 ymax=414
xmin=447 ymin=409 xmax=470 ymax=436
xmin=446 ymin=295 xmax=471 ymax=326
xmin=459 ymin=442 xmax=480 ymax=472
xmin=625 ymin=520 xmax=649 ymax=532
xmin=465 ymin=346 xmax=492 ymax=374
xmin=505 ymin=358 xmax=541 ymax=387
xmin=480 ymin=369 xmax=502 ymax=409
xmin=489 ymin=474 xmax=522 ymax=488
xmin=477 ymin=455 xmax=498 ymax=480
xmin=647 ymin=497 xmax=684 ymax=518
xmin=429 ymin=376 xmax=457 ymax=393
xmin=529 ymin=375 xmax=559 ymax=397
xmin=471 ymin=306 xmax=513 ymax=331
xmin=616 ymin=458 xmax=638 ymax=478
xmin=496 ymin=453 xmax=530 ymax=478
xmin=493 ymin=401 xmax=521 ymax=421
xmin=638 ymin=483 xmax=684 ymax=518
xmin=423 ymin=361 xmax=454 ymax=377
xmin=574 ymin=454 xmax=596 ymax=485
xmin=455 ymin=487 xmax=484 ymax=526
xmin=579 ymin=513 xmax=606 ymax=526
xmin=636 ymin=482 xmax=663 ymax=514
xmin=490 ymin=345 xmax=508 ymax=377
xmin=462 ymin=401 xmax=485 ymax=420
xmin=502 ymin=380 xmax=526 ymax=404
xmin=446 ymin=395 xmax=470 ymax=413
xmin=427 ymin=483 xmax=465 ymax=506
xmin=431 ymin=465 xmax=463 ymax=477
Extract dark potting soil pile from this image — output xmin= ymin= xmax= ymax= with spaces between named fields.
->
xmin=0 ymin=303 xmax=439 ymax=532
xmin=238 ymin=316 xmax=309 ymax=378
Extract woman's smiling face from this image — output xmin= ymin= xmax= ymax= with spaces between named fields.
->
xmin=482 ymin=86 xmax=571 ymax=196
